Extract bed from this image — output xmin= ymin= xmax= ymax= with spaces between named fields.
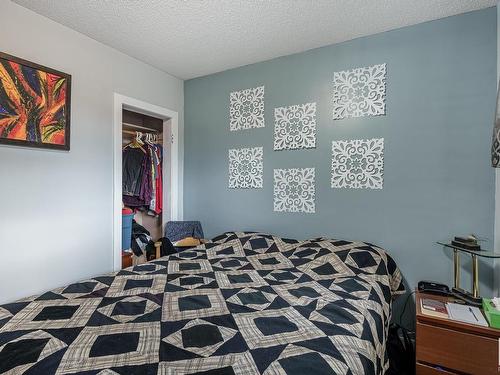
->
xmin=0 ymin=231 xmax=404 ymax=375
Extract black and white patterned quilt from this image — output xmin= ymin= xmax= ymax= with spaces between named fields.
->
xmin=0 ymin=232 xmax=404 ymax=375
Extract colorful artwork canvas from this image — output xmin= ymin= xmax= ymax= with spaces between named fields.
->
xmin=0 ymin=52 xmax=71 ymax=150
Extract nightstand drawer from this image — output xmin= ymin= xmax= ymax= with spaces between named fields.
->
xmin=416 ymin=363 xmax=458 ymax=375
xmin=416 ymin=322 xmax=498 ymax=374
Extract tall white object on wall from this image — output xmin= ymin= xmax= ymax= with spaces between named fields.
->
xmin=274 ymin=102 xmax=317 ymax=151
xmin=331 ymin=138 xmax=384 ymax=189
xmin=274 ymin=167 xmax=316 ymax=213
xmin=229 ymin=86 xmax=265 ymax=131
xmin=228 ymin=147 xmax=264 ymax=189
xmin=495 ymin=3 xmax=500 ymax=297
xmin=333 ymin=63 xmax=387 ymax=120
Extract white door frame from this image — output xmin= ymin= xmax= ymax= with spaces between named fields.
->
xmin=113 ymin=93 xmax=181 ymax=270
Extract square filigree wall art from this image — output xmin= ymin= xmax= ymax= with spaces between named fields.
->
xmin=229 ymin=86 xmax=265 ymax=131
xmin=333 ymin=63 xmax=386 ymax=120
xmin=228 ymin=146 xmax=263 ymax=189
xmin=274 ymin=102 xmax=316 ymax=151
xmin=273 ymin=168 xmax=315 ymax=213
xmin=331 ymin=138 xmax=384 ymax=189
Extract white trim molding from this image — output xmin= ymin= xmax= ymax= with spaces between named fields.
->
xmin=113 ymin=93 xmax=182 ymax=271
xmin=494 ymin=2 xmax=500 ymax=297
xmin=495 ymin=171 xmax=500 ymax=296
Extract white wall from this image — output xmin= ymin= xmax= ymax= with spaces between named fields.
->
xmin=496 ymin=2 xmax=499 ymax=297
xmin=0 ymin=1 xmax=184 ymax=304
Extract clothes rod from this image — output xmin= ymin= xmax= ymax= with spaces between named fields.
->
xmin=122 ymin=122 xmax=159 ymax=133
xmin=123 ymin=129 xmax=163 ymax=139
xmin=123 ymin=129 xmax=160 ymax=136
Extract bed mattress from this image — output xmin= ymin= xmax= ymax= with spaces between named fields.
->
xmin=0 ymin=231 xmax=404 ymax=375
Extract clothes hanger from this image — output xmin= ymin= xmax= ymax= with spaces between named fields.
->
xmin=149 ymin=133 xmax=156 ymax=145
xmin=122 ymin=134 xmax=135 ymax=150
xmin=123 ymin=131 xmax=146 ymax=153
xmin=130 ymin=131 xmax=147 ymax=153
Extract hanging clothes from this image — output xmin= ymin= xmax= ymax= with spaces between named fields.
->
xmin=155 ymin=164 xmax=163 ymax=214
xmin=123 ymin=148 xmax=146 ymax=197
xmin=122 ymin=136 xmax=163 ymax=214
xmin=151 ymin=144 xmax=163 ymax=214
xmin=148 ymin=144 xmax=158 ymax=212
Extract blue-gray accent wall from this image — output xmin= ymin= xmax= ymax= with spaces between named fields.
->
xmin=184 ymin=8 xmax=497 ymax=299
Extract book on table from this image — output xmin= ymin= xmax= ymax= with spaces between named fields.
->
xmin=420 ymin=298 xmax=449 ymax=319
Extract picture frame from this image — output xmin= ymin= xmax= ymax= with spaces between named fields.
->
xmin=0 ymin=51 xmax=71 ymax=151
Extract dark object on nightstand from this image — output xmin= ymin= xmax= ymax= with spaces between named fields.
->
xmin=415 ymin=290 xmax=500 ymax=374
xmin=450 ymin=240 xmax=481 ymax=251
xmin=451 ymin=235 xmax=481 ymax=251
xmin=418 ymin=280 xmax=450 ymax=296
xmin=437 ymin=241 xmax=500 ymax=307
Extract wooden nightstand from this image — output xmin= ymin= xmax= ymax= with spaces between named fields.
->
xmin=416 ymin=291 xmax=500 ymax=374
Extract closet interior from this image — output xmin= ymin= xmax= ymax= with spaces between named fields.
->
xmin=122 ymin=109 xmax=166 ymax=265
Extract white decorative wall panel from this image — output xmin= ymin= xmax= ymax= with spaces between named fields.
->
xmin=274 ymin=102 xmax=317 ymax=151
xmin=333 ymin=63 xmax=386 ymax=119
xmin=228 ymin=147 xmax=264 ymax=188
xmin=331 ymin=138 xmax=384 ymax=189
xmin=230 ymin=86 xmax=265 ymax=131
xmin=274 ymin=168 xmax=315 ymax=213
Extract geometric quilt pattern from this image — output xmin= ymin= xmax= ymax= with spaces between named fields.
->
xmin=0 ymin=231 xmax=404 ymax=375
xmin=215 ymin=270 xmax=267 ymax=289
xmin=0 ymin=298 xmax=101 ymax=332
xmin=157 ymin=352 xmax=259 ymax=375
xmin=168 ymin=274 xmax=216 ymax=290
xmin=247 ymin=252 xmax=294 ymax=270
xmin=162 ymin=289 xmax=229 ymax=321
xmin=233 ymin=307 xmax=325 ymax=349
xmin=331 ymin=138 xmax=384 ymax=189
xmin=106 ymin=274 xmax=167 ymax=297
xmin=226 ymin=287 xmax=278 ymax=311
xmin=167 ymin=259 xmax=213 ymax=274
xmin=96 ymin=296 xmax=160 ymax=323
xmin=0 ymin=330 xmax=67 ymax=374
xmin=272 ymin=281 xmax=336 ymax=306
xmin=56 ymin=322 xmax=160 ymax=374
xmin=333 ymin=63 xmax=387 ymax=120
xmin=163 ymin=318 xmax=237 ymax=357
xmin=265 ymin=343 xmax=350 ymax=374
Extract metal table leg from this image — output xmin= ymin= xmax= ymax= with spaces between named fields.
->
xmin=472 ymin=254 xmax=479 ymax=298
xmin=453 ymin=249 xmax=460 ymax=289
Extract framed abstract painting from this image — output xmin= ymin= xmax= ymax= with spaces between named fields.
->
xmin=0 ymin=52 xmax=71 ymax=150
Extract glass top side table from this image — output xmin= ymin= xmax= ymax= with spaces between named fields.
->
xmin=437 ymin=242 xmax=500 ymax=306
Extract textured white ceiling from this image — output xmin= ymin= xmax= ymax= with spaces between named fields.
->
xmin=11 ymin=0 xmax=497 ymax=79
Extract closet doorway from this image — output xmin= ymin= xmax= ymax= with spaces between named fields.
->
xmin=113 ymin=94 xmax=181 ymax=271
